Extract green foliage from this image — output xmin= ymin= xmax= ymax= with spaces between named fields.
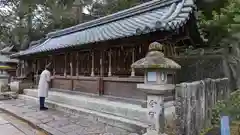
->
xmin=200 ymin=126 xmax=215 ymax=135
xmin=0 ymin=0 xmax=145 ymax=50
xmin=212 ymin=90 xmax=240 ymax=125
xmin=0 ymin=0 xmax=94 ymax=49
xmin=90 ymin=0 xmax=143 ymax=17
xmin=201 ymin=90 xmax=240 ymax=135
xmin=1 ymin=0 xmax=239 ymax=50
xmin=199 ymin=0 xmax=240 ymax=46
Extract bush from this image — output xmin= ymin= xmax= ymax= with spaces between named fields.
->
xmin=212 ymin=90 xmax=240 ymax=125
xmin=200 ymin=90 xmax=240 ymax=135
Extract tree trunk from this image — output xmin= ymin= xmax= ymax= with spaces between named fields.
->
xmin=75 ymin=4 xmax=83 ymax=24
xmin=21 ymin=3 xmax=33 ymax=50
xmin=18 ymin=0 xmax=24 ymax=50
xmin=27 ymin=5 xmax=32 ymax=41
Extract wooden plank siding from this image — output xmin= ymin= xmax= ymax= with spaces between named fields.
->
xmin=48 ymin=45 xmax=147 ymax=99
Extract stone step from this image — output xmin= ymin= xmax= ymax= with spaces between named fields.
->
xmin=19 ymin=94 xmax=147 ymax=132
xmin=0 ymin=99 xmax=138 ymax=135
xmin=22 ymin=89 xmax=175 ymax=132
xmin=0 ymin=92 xmax=18 ymax=100
xmin=24 ymin=89 xmax=148 ymax=123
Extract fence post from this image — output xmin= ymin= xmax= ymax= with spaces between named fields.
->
xmin=175 ymin=78 xmax=229 ymax=135
xmin=132 ymin=42 xmax=181 ymax=135
xmin=175 ymin=83 xmax=186 ymax=135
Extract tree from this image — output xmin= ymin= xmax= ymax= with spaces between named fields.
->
xmin=0 ymin=0 xmax=148 ymax=49
xmin=67 ymin=0 xmax=94 ymax=23
xmin=0 ymin=0 xmax=95 ymax=49
xmin=90 ymin=0 xmax=144 ymax=17
xmin=0 ymin=0 xmax=47 ymax=49
xmin=199 ymin=0 xmax=240 ymax=46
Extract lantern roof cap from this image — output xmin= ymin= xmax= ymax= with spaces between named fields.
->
xmin=131 ymin=42 xmax=181 ymax=69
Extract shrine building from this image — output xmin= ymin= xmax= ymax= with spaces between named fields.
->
xmin=11 ymin=0 xmax=204 ymax=104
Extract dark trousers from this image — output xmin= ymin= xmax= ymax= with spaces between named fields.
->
xmin=39 ymin=97 xmax=45 ymax=108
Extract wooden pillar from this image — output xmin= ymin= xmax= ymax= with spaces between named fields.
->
xmin=53 ymin=56 xmax=56 ymax=76
xmin=25 ymin=60 xmax=28 ymax=76
xmin=15 ymin=64 xmax=18 ymax=77
xmin=64 ymin=54 xmax=67 ymax=77
xmin=32 ymin=61 xmax=36 ymax=85
xmin=70 ymin=54 xmax=73 ymax=76
xmin=20 ymin=60 xmax=24 ymax=77
xmin=37 ymin=59 xmax=40 ymax=72
xmin=91 ymin=51 xmax=95 ymax=77
xmin=76 ymin=52 xmax=79 ymax=77
xmin=16 ymin=62 xmax=20 ymax=77
xmin=100 ymin=51 xmax=104 ymax=77
xmin=99 ymin=50 xmax=104 ymax=95
xmin=108 ymin=49 xmax=112 ymax=77
xmin=36 ymin=59 xmax=39 ymax=85
xmin=23 ymin=60 xmax=26 ymax=76
xmin=45 ymin=57 xmax=48 ymax=67
xmin=131 ymin=48 xmax=136 ymax=77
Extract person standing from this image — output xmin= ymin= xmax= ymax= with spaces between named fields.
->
xmin=38 ymin=63 xmax=51 ymax=111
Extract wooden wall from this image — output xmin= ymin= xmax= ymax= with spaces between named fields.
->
xmin=50 ymin=76 xmax=146 ymax=100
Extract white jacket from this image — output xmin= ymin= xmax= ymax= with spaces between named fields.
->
xmin=38 ymin=69 xmax=51 ymax=97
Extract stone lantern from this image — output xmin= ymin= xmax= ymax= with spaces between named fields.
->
xmin=131 ymin=42 xmax=181 ymax=135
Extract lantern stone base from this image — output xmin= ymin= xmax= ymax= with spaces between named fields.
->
xmin=137 ymin=84 xmax=175 ymax=95
xmin=137 ymin=84 xmax=175 ymax=135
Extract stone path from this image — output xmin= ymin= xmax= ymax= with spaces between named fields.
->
xmin=0 ymin=110 xmax=46 ymax=135
xmin=0 ymin=99 xmax=131 ymax=135
xmin=0 ymin=111 xmax=26 ymax=135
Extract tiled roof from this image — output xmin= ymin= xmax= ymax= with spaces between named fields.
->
xmin=0 ymin=46 xmax=14 ymax=53
xmin=0 ymin=55 xmax=18 ymax=63
xmin=12 ymin=0 xmax=196 ymax=57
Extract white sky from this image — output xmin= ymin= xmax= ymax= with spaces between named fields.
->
xmin=0 ymin=5 xmax=90 ymax=14
xmin=83 ymin=7 xmax=89 ymax=14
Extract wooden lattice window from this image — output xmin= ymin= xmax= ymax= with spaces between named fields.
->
xmin=78 ymin=51 xmax=91 ymax=76
xmin=55 ymin=54 xmax=64 ymax=76
xmin=65 ymin=53 xmax=70 ymax=75
xmin=94 ymin=50 xmax=101 ymax=76
xmin=71 ymin=52 xmax=76 ymax=76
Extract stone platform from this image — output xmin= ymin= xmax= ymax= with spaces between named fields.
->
xmin=22 ymin=89 xmax=175 ymax=131
xmin=0 ymin=99 xmax=137 ymax=135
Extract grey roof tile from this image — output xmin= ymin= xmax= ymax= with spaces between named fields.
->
xmin=0 ymin=55 xmax=18 ymax=63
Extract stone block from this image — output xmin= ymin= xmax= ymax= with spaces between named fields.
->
xmin=23 ymin=89 xmax=148 ymax=122
xmin=38 ymin=123 xmax=65 ymax=135
xmin=105 ymin=125 xmax=129 ymax=135
xmin=57 ymin=124 xmax=84 ymax=133
xmin=47 ymin=119 xmax=72 ymax=128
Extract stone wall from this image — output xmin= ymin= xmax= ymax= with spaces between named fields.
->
xmin=175 ymin=78 xmax=229 ymax=135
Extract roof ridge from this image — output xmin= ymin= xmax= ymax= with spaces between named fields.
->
xmin=47 ymin=0 xmax=181 ymax=38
